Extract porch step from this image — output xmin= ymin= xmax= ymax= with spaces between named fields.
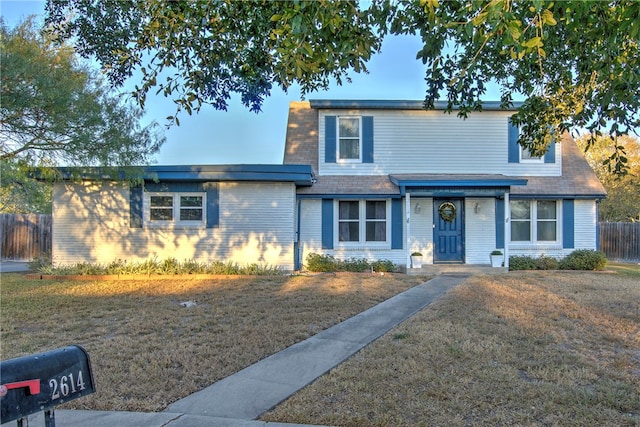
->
xmin=407 ymin=264 xmax=508 ymax=276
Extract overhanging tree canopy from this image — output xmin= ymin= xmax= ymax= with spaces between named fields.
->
xmin=0 ymin=16 xmax=165 ymax=167
xmin=44 ymin=0 xmax=639 ymax=172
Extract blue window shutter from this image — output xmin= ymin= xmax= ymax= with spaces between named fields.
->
xmin=205 ymin=183 xmax=219 ymax=228
xmin=544 ymin=140 xmax=556 ymax=163
xmin=508 ymin=117 xmax=519 ymax=163
xmin=391 ymin=199 xmax=403 ymax=249
xmin=563 ymin=199 xmax=575 ymax=249
xmin=321 ymin=199 xmax=334 ymax=249
xmin=495 ymin=198 xmax=505 ymax=249
xmin=130 ymin=185 xmax=143 ymax=228
xmin=362 ymin=116 xmax=374 ymax=163
xmin=325 ymin=116 xmax=336 ymax=163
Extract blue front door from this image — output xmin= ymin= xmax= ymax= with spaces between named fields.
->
xmin=433 ymin=199 xmax=464 ymax=263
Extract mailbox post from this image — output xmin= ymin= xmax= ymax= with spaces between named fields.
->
xmin=1 ymin=345 xmax=95 ymax=427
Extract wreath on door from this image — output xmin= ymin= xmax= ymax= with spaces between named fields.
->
xmin=438 ymin=201 xmax=457 ymax=223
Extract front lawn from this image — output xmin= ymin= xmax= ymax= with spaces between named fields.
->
xmin=0 ymin=272 xmax=427 ymax=411
xmin=262 ymin=270 xmax=640 ymax=426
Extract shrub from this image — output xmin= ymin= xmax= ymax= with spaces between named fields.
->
xmin=559 ymin=249 xmax=608 ymax=271
xmin=36 ymin=257 xmax=285 ymax=276
xmin=342 ymin=257 xmax=371 ymax=272
xmin=305 ymin=253 xmax=338 ymax=272
xmin=536 ymin=254 xmax=559 ymax=270
xmin=371 ymin=259 xmax=395 ymax=273
xmin=305 ymin=253 xmax=397 ymax=273
xmin=28 ymin=254 xmax=52 ymax=271
xmin=509 ymin=255 xmax=538 ymax=271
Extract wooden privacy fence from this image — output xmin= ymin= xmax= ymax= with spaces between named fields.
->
xmin=599 ymin=222 xmax=640 ymax=262
xmin=0 ymin=214 xmax=52 ymax=260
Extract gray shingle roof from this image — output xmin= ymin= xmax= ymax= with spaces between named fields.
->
xmin=510 ymin=133 xmax=606 ymax=198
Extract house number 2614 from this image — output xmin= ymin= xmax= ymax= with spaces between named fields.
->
xmin=49 ymin=371 xmax=87 ymax=400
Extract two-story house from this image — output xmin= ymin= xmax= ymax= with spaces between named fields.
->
xmin=284 ymin=100 xmax=606 ymax=269
xmin=48 ymin=100 xmax=605 ymax=271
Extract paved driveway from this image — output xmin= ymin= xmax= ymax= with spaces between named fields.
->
xmin=0 ymin=261 xmax=31 ymax=273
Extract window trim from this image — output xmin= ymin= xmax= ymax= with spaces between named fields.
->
xmin=334 ymin=199 xmax=391 ymax=247
xmin=509 ymin=199 xmax=561 ymax=244
xmin=337 ymin=116 xmax=362 ymax=163
xmin=145 ymin=191 xmax=206 ymax=228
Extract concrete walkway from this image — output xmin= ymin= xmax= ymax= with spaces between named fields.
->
xmin=3 ymin=275 xmax=467 ymax=427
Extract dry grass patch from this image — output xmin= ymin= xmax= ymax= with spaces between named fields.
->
xmin=262 ymin=271 xmax=640 ymax=427
xmin=0 ymin=272 xmax=427 ymax=412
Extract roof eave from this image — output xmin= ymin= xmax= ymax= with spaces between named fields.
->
xmin=309 ymin=99 xmax=523 ymax=111
xmin=389 ymin=177 xmax=529 ymax=187
xmin=52 ymin=164 xmax=315 ymax=187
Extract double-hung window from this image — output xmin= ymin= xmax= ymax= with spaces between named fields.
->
xmin=338 ymin=117 xmax=361 ymax=161
xmin=337 ymin=200 xmax=388 ymax=244
xmin=148 ymin=192 xmax=205 ymax=227
xmin=510 ymin=200 xmax=558 ymax=242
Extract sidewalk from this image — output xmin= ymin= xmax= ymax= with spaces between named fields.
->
xmin=2 ymin=275 xmax=467 ymax=427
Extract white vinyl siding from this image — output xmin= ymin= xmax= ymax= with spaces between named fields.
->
xmin=298 ymin=199 xmax=323 ymax=259
xmin=574 ymin=200 xmax=598 ymax=250
xmin=464 ymin=198 xmax=497 ymax=264
xmin=408 ymin=198 xmax=434 ymax=264
xmin=52 ymin=181 xmax=297 ymax=270
xmin=318 ymin=109 xmax=561 ymax=177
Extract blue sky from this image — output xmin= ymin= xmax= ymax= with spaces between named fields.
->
xmin=1 ymin=1 xmax=502 ymax=166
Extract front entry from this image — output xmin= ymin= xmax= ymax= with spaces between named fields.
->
xmin=433 ymin=198 xmax=464 ymax=263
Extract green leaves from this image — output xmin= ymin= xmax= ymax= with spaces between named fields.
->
xmin=540 ymin=8 xmax=556 ymax=25
xmin=42 ymin=0 xmax=639 ymax=174
xmin=0 ymin=16 xmax=165 ymax=170
xmin=388 ymin=0 xmax=639 ymax=173
xmin=46 ymin=0 xmax=384 ymax=116
xmin=576 ymin=134 xmax=640 ymax=221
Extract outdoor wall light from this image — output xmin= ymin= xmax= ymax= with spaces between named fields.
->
xmin=415 ymin=203 xmax=422 ymax=214
xmin=475 ymin=203 xmax=481 ymax=214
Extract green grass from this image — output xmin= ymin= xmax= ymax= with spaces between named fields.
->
xmin=607 ymin=262 xmax=640 ymax=278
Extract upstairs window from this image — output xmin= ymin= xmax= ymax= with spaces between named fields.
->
xmin=508 ymin=117 xmax=555 ymax=164
xmin=520 ymin=146 xmax=542 ymax=162
xmin=325 ymin=115 xmax=373 ymax=164
xmin=338 ymin=117 xmax=361 ymax=161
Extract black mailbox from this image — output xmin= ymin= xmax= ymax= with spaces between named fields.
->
xmin=1 ymin=345 xmax=95 ymax=424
